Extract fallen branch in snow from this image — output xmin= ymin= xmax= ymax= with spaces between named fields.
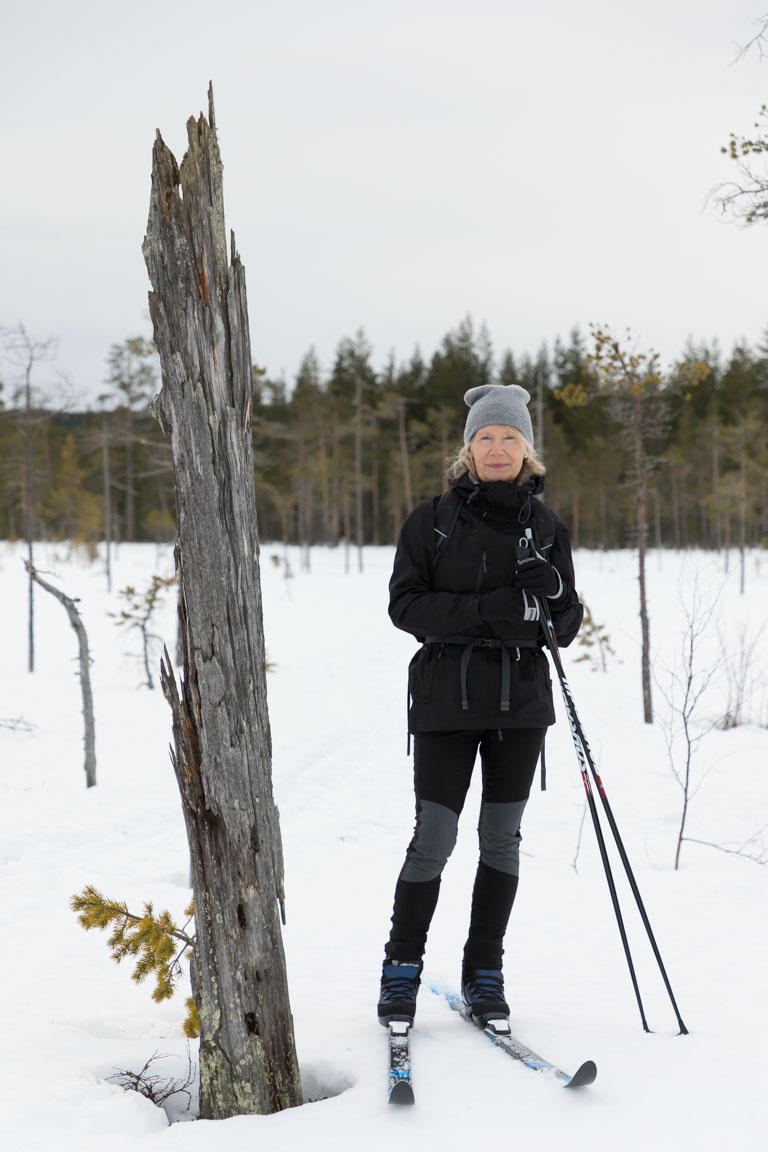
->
xmin=571 ymin=800 xmax=588 ymax=873
xmin=107 ymin=1047 xmax=197 ymax=1119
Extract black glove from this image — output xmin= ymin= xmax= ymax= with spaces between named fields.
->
xmin=478 ymin=586 xmax=521 ymax=622
xmin=510 ymin=556 xmax=562 ymax=599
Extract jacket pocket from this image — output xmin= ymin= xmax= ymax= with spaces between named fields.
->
xmin=408 ymin=644 xmax=439 ymax=702
xmin=532 ymin=649 xmax=553 ymax=691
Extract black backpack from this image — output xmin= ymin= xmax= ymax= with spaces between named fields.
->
xmin=433 ymin=488 xmax=557 ymax=567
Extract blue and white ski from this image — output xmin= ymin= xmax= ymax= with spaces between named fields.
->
xmin=430 ymin=985 xmax=597 ymax=1089
xmin=387 ymin=1020 xmax=415 ymax=1104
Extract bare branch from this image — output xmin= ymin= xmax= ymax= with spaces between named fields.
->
xmin=655 ymin=563 xmax=724 ymax=868
xmin=0 ymin=716 xmax=34 ymax=733
xmin=731 ymin=15 xmax=768 ymax=62
xmin=682 ymin=830 xmax=768 ymax=867
xmin=107 ymin=1047 xmax=197 ymax=1116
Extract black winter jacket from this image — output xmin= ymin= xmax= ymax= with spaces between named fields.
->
xmin=389 ymin=472 xmax=583 ymax=732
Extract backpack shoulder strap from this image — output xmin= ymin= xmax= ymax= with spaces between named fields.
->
xmin=433 ymin=488 xmax=466 ymax=567
xmin=530 ymin=498 xmax=557 ymax=555
xmin=434 ymin=489 xmax=556 ymax=566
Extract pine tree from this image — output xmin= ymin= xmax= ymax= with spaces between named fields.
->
xmin=112 ymin=573 xmax=178 ymax=689
xmin=717 ymin=103 xmax=768 ymax=224
xmin=574 ymin=602 xmax=617 ymax=672
xmin=562 ymin=326 xmax=709 ymax=723
xmin=46 ymin=432 xmax=101 ymax=548
xmin=106 ymin=337 xmax=159 ymax=540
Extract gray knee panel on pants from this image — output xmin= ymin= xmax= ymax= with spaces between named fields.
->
xmin=399 ymin=800 xmax=459 ymax=883
xmin=478 ymin=799 xmax=528 ymax=876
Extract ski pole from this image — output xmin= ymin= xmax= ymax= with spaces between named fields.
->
xmin=517 ymin=540 xmax=650 ymax=1031
xmin=568 ymin=718 xmax=651 ymax=1031
xmin=521 ymin=531 xmax=689 ymax=1035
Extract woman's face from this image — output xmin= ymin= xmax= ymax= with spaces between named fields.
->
xmin=470 ymin=424 xmax=526 ymax=483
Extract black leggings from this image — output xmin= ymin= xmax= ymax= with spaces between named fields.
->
xmin=385 ymin=728 xmax=545 ymax=972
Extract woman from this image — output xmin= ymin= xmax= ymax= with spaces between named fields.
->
xmin=378 ymin=383 xmax=583 ymax=1029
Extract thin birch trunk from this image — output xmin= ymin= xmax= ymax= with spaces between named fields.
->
xmin=634 ymin=399 xmax=653 ymax=724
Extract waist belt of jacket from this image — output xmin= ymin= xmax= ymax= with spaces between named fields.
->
xmin=424 ymin=635 xmax=538 ymax=713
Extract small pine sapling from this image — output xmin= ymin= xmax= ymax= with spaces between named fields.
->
xmin=574 ymin=601 xmax=617 ymax=672
xmin=112 ymin=573 xmax=178 ymax=689
xmin=71 ymin=885 xmax=198 ymax=1035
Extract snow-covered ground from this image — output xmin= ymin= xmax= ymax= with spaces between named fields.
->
xmin=1 ymin=540 xmax=766 ymax=1151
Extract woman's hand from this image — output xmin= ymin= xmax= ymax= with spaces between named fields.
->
xmin=510 ymin=556 xmax=562 ymax=599
xmin=478 ymin=586 xmax=521 ymax=621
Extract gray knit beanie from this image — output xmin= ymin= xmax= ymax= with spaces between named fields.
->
xmin=463 ymin=384 xmax=534 ymax=445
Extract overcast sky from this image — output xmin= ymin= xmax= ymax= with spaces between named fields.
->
xmin=1 ymin=0 xmax=767 ymax=406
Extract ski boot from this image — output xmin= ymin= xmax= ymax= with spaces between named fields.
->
xmin=461 ymin=968 xmax=509 ymax=1028
xmin=378 ymin=959 xmax=423 ymax=1027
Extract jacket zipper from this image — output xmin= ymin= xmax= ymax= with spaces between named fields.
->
xmin=474 ymin=549 xmax=488 ymax=594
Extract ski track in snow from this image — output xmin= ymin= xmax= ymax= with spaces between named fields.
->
xmin=1 ymin=541 xmax=767 ymax=1151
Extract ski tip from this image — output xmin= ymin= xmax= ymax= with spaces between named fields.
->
xmin=564 ymin=1059 xmax=597 ymax=1089
xmin=388 ymin=1079 xmax=415 ymax=1106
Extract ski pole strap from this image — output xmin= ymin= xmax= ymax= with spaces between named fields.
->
xmin=423 ymin=635 xmax=534 ymax=713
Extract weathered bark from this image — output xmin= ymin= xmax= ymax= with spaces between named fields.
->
xmin=25 ymin=563 xmax=96 ymax=787
xmin=142 ymin=86 xmax=301 ymax=1119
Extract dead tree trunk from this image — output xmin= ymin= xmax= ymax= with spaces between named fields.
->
xmin=142 ymin=86 xmax=301 ymax=1120
xmin=25 ymin=562 xmax=96 ymax=788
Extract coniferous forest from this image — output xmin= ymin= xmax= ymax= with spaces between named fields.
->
xmin=1 ymin=317 xmax=766 ymax=554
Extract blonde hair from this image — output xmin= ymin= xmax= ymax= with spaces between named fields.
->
xmin=447 ymin=427 xmax=545 ymax=485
